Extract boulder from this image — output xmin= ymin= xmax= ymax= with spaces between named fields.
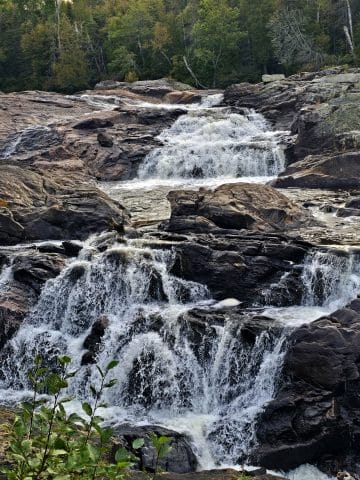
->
xmin=73 ymin=117 xmax=114 ymax=129
xmin=336 ymin=208 xmax=360 ymax=218
xmin=158 ymin=230 xmax=311 ymax=304
xmin=271 ymin=152 xmax=360 ymax=189
xmin=112 ymin=425 xmax=197 ymax=474
xmin=97 ymin=132 xmax=114 ymax=147
xmin=345 ymin=198 xmax=360 ymax=209
xmin=0 ymin=165 xmax=128 ymax=244
xmin=262 ymin=74 xmax=286 ymax=83
xmin=81 ymin=315 xmax=110 ymax=365
xmin=163 ymin=183 xmax=310 ymax=234
xmin=164 ymin=91 xmax=202 ymax=104
xmin=0 ymin=249 xmax=66 ymax=347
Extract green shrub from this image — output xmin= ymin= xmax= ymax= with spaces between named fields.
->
xmin=1 ymin=355 xmax=136 ymax=480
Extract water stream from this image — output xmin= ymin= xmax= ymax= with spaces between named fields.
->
xmin=0 ymin=237 xmax=358 ymax=472
xmin=0 ymin=95 xmax=357 ymax=479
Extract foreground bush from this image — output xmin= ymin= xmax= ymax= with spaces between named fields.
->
xmin=1 ymin=356 xmax=137 ymax=480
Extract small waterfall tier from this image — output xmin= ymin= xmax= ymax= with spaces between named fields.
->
xmin=301 ymin=250 xmax=360 ymax=310
xmin=138 ymin=109 xmax=286 ymax=180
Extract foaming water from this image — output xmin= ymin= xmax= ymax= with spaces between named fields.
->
xmin=264 ymin=249 xmax=360 ymax=326
xmin=138 ymin=109 xmax=286 ymax=180
xmin=106 ymin=176 xmax=275 ymax=191
xmin=0 ymin=235 xmax=290 ymax=469
xmin=283 ymin=464 xmax=336 ymax=480
xmin=70 ymin=92 xmax=224 ymax=111
xmin=302 ymin=250 xmax=360 ymax=310
xmin=0 ymin=242 xmax=359 ymax=471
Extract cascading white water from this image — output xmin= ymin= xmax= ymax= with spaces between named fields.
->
xmin=137 ymin=109 xmax=286 ymax=181
xmin=264 ymin=249 xmax=360 ymax=327
xmin=0 ymin=235 xmax=289 ymax=468
xmin=302 ymin=250 xmax=360 ymax=310
xmin=0 ymin=243 xmax=359 ymax=476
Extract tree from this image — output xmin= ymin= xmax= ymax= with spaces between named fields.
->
xmin=191 ymin=0 xmax=244 ymax=87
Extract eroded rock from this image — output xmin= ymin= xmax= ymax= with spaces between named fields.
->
xmin=163 ymin=183 xmax=311 ymax=234
xmin=255 ymin=304 xmax=360 ymax=476
xmin=0 ymin=165 xmax=128 ymax=244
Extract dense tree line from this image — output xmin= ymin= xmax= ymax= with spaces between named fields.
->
xmin=1 ymin=0 xmax=360 ymax=92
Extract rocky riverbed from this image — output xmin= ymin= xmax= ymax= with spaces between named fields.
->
xmin=1 ymin=70 xmax=360 ymax=479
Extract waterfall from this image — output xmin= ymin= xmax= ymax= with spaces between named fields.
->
xmin=0 ymin=238 xmax=359 ymax=472
xmin=0 ymin=235 xmax=289 ymax=468
xmin=138 ymin=109 xmax=286 ymax=181
xmin=301 ymin=250 xmax=360 ymax=310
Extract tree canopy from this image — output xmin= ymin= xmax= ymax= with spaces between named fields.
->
xmin=0 ymin=0 xmax=360 ymax=92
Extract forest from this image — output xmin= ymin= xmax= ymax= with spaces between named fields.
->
xmin=0 ymin=0 xmax=360 ymax=92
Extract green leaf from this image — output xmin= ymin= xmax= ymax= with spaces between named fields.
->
xmin=132 ymin=438 xmax=145 ymax=449
xmin=104 ymin=379 xmax=117 ymax=388
xmin=90 ymin=385 xmax=98 ymax=398
xmin=82 ymin=402 xmax=92 ymax=417
xmin=87 ymin=443 xmax=100 ymax=462
xmin=46 ymin=373 xmax=68 ymax=395
xmin=115 ymin=447 xmax=130 ymax=462
xmin=58 ymin=355 xmax=71 ymax=366
xmin=51 ymin=449 xmax=68 ymax=456
xmin=106 ymin=360 xmax=119 ymax=371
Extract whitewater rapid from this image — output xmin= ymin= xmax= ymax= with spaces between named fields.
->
xmin=0 ymin=94 xmax=356 ymax=480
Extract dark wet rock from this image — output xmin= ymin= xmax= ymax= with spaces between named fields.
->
xmin=12 ymin=252 xmax=65 ymax=295
xmin=0 ymin=165 xmax=128 ymax=244
xmin=271 ymin=152 xmax=360 ymax=189
xmin=0 ymin=126 xmax=62 ymax=159
xmin=168 ymin=232 xmax=310 ymax=305
xmin=0 ymin=285 xmax=31 ymax=350
xmin=163 ymin=183 xmax=311 ymax=235
xmin=319 ymin=204 xmax=337 ymax=213
xmin=0 ymin=249 xmax=66 ymax=347
xmin=0 ymin=90 xmax=186 ymax=182
xmin=254 ymin=305 xmax=360 ymax=476
xmin=62 ymin=240 xmax=83 ymax=257
xmin=81 ymin=315 xmax=110 ymax=365
xmin=73 ymin=117 xmax=114 ymax=129
xmin=160 ymin=183 xmax=312 ymax=304
xmin=223 ymin=67 xmax=360 ymax=131
xmin=97 ymin=131 xmax=114 ymax=147
xmin=336 ymin=208 xmax=360 ymax=218
xmin=346 ymin=198 xmax=360 ymax=209
xmin=0 ymin=210 xmax=24 ymax=245
xmin=37 ymin=243 xmax=66 ymax=255
xmin=112 ymin=424 xmax=197 ymax=474
xmin=125 ymin=470 xmax=286 ymax=480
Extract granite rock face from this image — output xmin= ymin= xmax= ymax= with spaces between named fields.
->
xmin=157 ymin=183 xmax=312 ymax=304
xmin=163 ymin=183 xmax=311 ymax=234
xmin=254 ymin=301 xmax=360 ymax=477
xmin=0 ymin=165 xmax=128 ymax=245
